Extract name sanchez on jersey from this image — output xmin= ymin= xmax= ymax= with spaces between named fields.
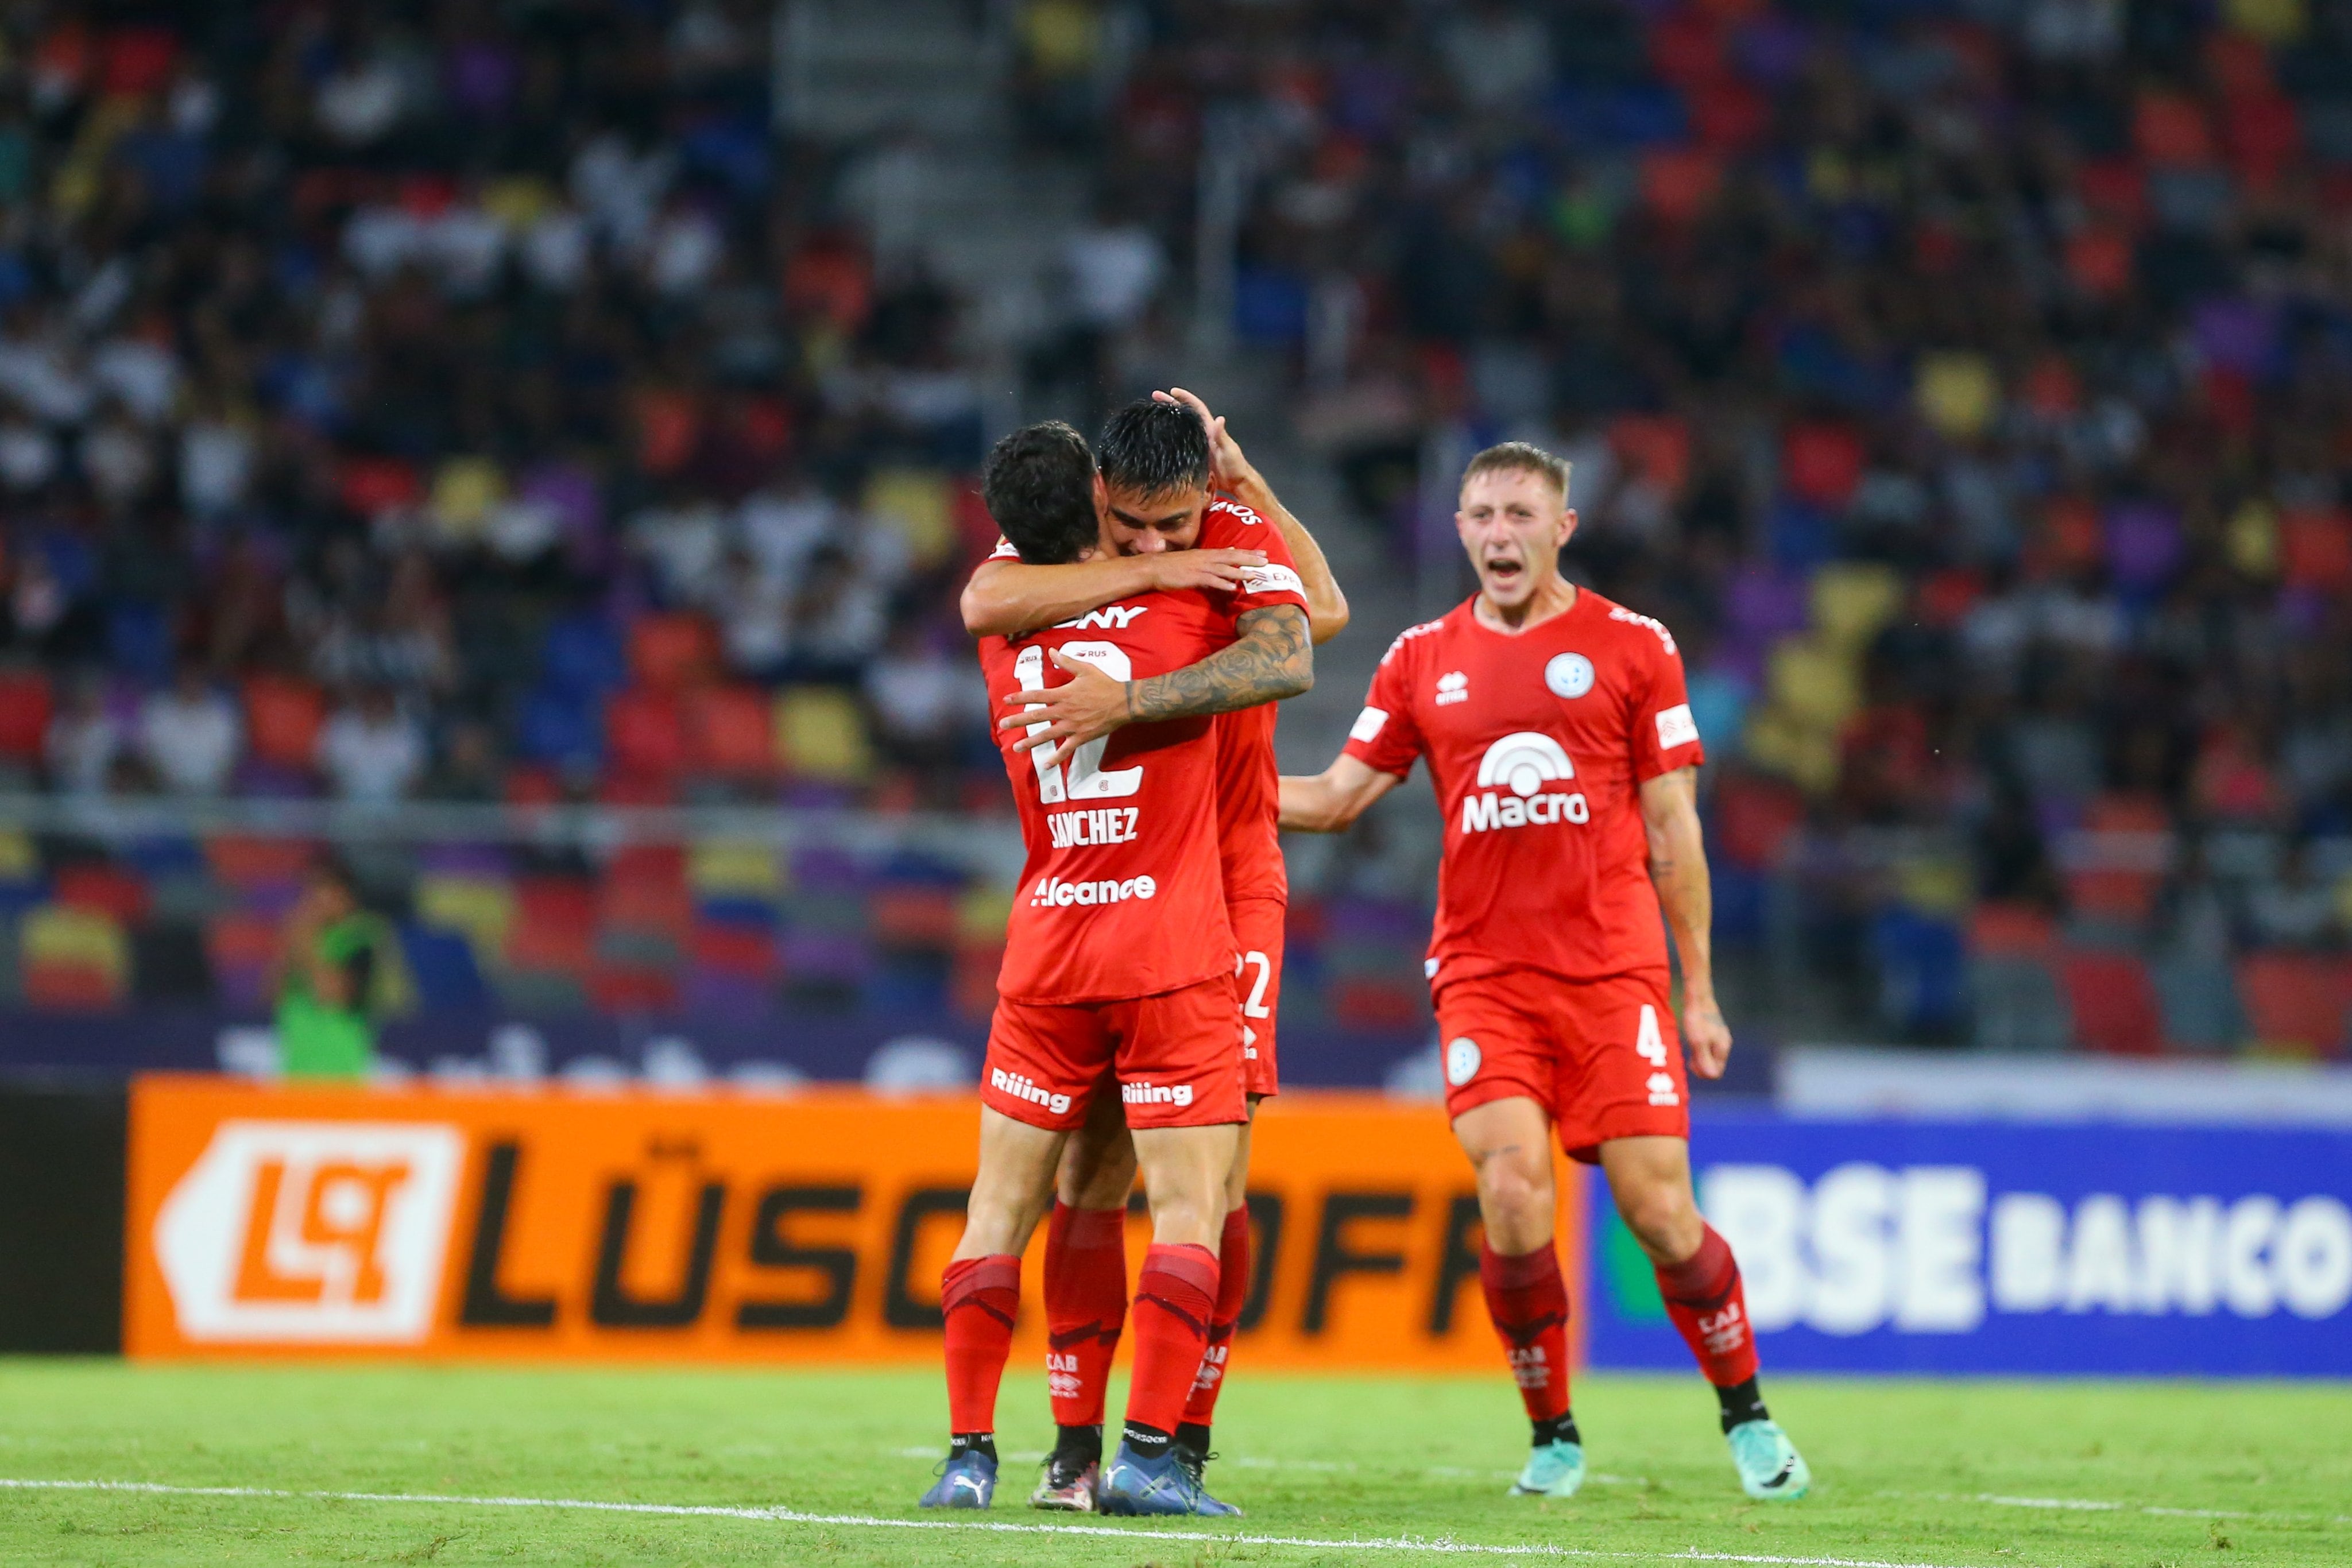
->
xmin=1047 ymin=805 xmax=1140 ymax=847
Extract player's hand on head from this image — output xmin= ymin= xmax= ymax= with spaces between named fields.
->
xmin=999 ymin=648 xmax=1131 ymax=752
xmin=1156 ymin=387 xmax=1250 ymax=486
xmin=1682 ymin=994 xmax=1732 ymax=1080
xmin=1144 ymin=547 xmax=1263 ymax=592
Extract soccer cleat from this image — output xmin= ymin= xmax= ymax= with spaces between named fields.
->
xmin=1727 ymin=1419 xmax=1809 ymax=1501
xmin=1028 ymin=1449 xmax=1100 ymax=1511
xmin=919 ymin=1448 xmax=997 ymax=1509
xmin=1099 ymin=1441 xmax=1243 ymax=1517
xmin=1509 ymin=1438 xmax=1587 ymax=1498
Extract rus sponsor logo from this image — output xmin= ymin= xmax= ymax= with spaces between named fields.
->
xmin=1030 ymin=873 xmax=1157 ymax=907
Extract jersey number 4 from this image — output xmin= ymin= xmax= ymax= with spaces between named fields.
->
xmin=1016 ymin=641 xmax=1142 ymax=803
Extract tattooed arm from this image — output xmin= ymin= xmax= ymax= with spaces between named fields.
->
xmin=999 ymin=603 xmax=1313 ymax=754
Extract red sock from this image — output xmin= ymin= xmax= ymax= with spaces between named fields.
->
xmin=1180 ymin=1207 xmax=1251 ymax=1428
xmin=1124 ymin=1242 xmax=1218 ymax=1438
xmin=1653 ymin=1224 xmax=1758 ymax=1387
xmin=1043 ymin=1202 xmax=1128 ymax=1428
xmin=942 ymin=1255 xmax=1021 ymax=1434
xmin=1480 ymin=1242 xmax=1572 ymax=1423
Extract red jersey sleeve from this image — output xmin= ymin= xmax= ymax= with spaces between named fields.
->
xmin=1201 ymin=496 xmax=1310 ymax=620
xmin=1341 ymin=626 xmax=1429 ymax=778
xmin=1623 ymin=615 xmax=1706 ymax=782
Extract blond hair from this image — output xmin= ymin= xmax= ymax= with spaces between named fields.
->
xmin=1461 ymin=441 xmax=1570 ymax=504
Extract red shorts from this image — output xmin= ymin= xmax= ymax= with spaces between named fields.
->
xmin=1433 ymin=966 xmax=1688 ymax=1161
xmin=1231 ymin=896 xmax=1284 ymax=1098
xmin=982 ymin=974 xmax=1247 ymax=1132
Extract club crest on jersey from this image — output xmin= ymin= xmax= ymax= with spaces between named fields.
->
xmin=1544 ymin=652 xmax=1595 ymax=699
xmin=1461 ymin=732 xmax=1589 ymax=833
xmin=1446 ymin=1036 xmax=1481 ymax=1085
xmin=1435 ymin=671 xmax=1468 ymax=706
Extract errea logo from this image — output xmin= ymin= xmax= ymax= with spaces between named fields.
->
xmin=1436 ymin=671 xmax=1468 ymax=706
xmin=1461 ymin=732 xmax=1589 ymax=833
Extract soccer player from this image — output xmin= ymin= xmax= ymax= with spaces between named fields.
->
xmin=922 ymin=420 xmax=1312 ymax=1517
xmin=1278 ymin=443 xmax=1810 ymax=1503
xmin=960 ymin=393 xmax=1345 ymax=1508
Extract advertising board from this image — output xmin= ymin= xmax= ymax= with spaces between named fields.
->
xmin=125 ymin=1077 xmax=1579 ymax=1370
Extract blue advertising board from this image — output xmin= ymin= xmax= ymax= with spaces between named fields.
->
xmin=1584 ymin=1113 xmax=2352 ymax=1377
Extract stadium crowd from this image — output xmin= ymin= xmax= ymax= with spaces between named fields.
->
xmin=0 ymin=0 xmax=2347 ymax=1054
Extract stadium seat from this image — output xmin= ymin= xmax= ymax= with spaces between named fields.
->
xmin=872 ymin=887 xmax=957 ymax=951
xmin=688 ymin=839 xmax=783 ymax=899
xmin=2064 ymin=795 xmax=2170 ymax=924
xmin=508 ymin=878 xmax=598 ymax=975
xmin=1765 ymin=636 xmax=1860 ymax=733
xmin=775 ymin=688 xmax=875 ymax=782
xmin=517 ymin=687 xmax=603 ymax=768
xmin=604 ymin=687 xmax=689 ymax=781
xmin=591 ymin=963 xmax=679 ymax=1013
xmin=685 ymin=684 xmax=778 ymax=780
xmin=414 ymin=874 xmax=515 ymax=967
xmin=2235 ymin=953 xmax=2352 ymax=1055
xmin=864 ymin=469 xmax=957 ymax=567
xmin=2152 ymin=951 xmax=2246 ymax=1051
xmin=400 ymin=923 xmax=489 ymax=1010
xmin=1808 ymin=563 xmax=1902 ymax=652
xmin=203 ymin=834 xmax=314 ymax=891
xmin=0 ymin=670 xmax=53 ymax=760
xmin=1870 ymin=908 xmax=1967 ymax=1035
xmin=602 ymin=873 xmax=693 ymax=939
xmin=21 ymin=905 xmax=131 ymax=1009
xmin=1968 ymin=953 xmax=2071 ymax=1052
xmin=337 ymin=455 xmax=422 ymax=517
xmin=243 ymin=676 xmax=326 ymax=771
xmin=203 ymin=911 xmax=279 ymax=1009
xmin=691 ymin=919 xmax=781 ymax=979
xmin=130 ymin=919 xmax=215 ymax=1003
xmin=627 ymin=612 xmax=719 ymax=689
xmin=1781 ymin=422 xmax=1864 ymax=510
xmin=539 ymin=615 xmax=628 ymax=699
xmin=2060 ymin=949 xmax=2165 ymax=1055
xmin=53 ymin=862 xmax=152 ymax=925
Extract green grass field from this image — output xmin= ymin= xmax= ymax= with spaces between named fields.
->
xmin=2 ymin=1362 xmax=2346 ymax=1567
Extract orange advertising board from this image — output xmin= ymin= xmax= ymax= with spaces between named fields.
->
xmin=125 ymin=1076 xmax=1583 ymax=1369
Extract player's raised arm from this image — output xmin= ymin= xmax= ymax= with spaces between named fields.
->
xmin=1159 ymin=388 xmax=1350 ymax=645
xmin=1278 ymin=753 xmax=1400 ymax=833
xmin=1639 ymin=765 xmax=1731 ymax=1081
xmin=1001 ymin=601 xmax=1313 ymax=753
xmin=959 ymin=547 xmax=1266 ymax=640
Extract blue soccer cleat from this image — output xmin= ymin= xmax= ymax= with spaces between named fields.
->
xmin=1727 ymin=1419 xmax=1810 ymax=1501
xmin=919 ymin=1447 xmax=997 ymax=1509
xmin=1099 ymin=1440 xmax=1243 ymax=1517
xmin=1510 ymin=1438 xmax=1587 ymax=1497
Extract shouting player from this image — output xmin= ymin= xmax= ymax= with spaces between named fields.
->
xmin=961 ymin=393 xmax=1345 ymax=1508
xmin=1278 ymin=443 xmax=1809 ymax=1502
xmin=922 ymin=419 xmax=1312 ymax=1517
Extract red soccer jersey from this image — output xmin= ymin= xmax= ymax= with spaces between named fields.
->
xmin=982 ymin=588 xmax=1240 ymax=1004
xmin=1341 ymin=589 xmax=1705 ymax=985
xmin=983 ymin=494 xmax=1309 ymax=904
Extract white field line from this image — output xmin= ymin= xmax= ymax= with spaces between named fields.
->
xmin=1887 ymin=1491 xmax=2352 ymax=1528
xmin=892 ymin=1443 xmax=1640 ymax=1485
xmin=0 ymin=1476 xmax=2010 ymax=1567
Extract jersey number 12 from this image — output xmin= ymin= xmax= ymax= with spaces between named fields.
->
xmin=1016 ymin=641 xmax=1143 ymax=804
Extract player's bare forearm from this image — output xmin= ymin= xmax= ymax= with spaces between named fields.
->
xmin=1278 ymin=755 xmax=1399 ymax=832
xmin=960 ymin=557 xmax=1156 ymax=639
xmin=1641 ymin=766 xmax=1730 ymax=1077
xmin=1125 ymin=604 xmax=1312 ymax=723
xmin=1228 ymin=470 xmax=1350 ymax=646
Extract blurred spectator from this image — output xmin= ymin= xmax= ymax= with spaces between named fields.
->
xmin=44 ymin=676 xmax=119 ymax=796
xmin=137 ymin=666 xmax=239 ymax=796
xmin=866 ymin=624 xmax=985 ymax=769
xmin=318 ymin=687 xmax=425 ymax=805
xmin=273 ymin=858 xmax=397 ymax=1080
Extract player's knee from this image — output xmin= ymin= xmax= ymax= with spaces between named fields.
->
xmin=1475 ymin=1151 xmax=1554 ymax=1227
xmin=1615 ymin=1181 xmax=1701 ymax=1259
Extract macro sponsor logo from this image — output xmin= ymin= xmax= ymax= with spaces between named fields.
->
xmin=990 ymin=1068 xmax=1073 ymax=1117
xmin=1461 ymin=732 xmax=1588 ymax=833
xmin=1121 ymin=1079 xmax=1196 ymax=1108
xmin=1701 ymin=1163 xmax=2352 ymax=1338
xmin=1047 ymin=806 xmax=1140 ymax=848
xmin=1030 ymin=874 xmax=1157 ymax=907
xmin=152 ymin=1120 xmax=465 ymax=1344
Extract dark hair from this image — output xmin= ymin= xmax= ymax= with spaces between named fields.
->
xmin=982 ymin=421 xmax=1100 ymax=564
xmin=1096 ymin=397 xmax=1210 ymax=498
xmin=1461 ymin=441 xmax=1572 ymax=502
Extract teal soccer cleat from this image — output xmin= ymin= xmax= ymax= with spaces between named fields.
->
xmin=919 ymin=1447 xmax=997 ymax=1508
xmin=1509 ymin=1438 xmax=1587 ymax=1497
xmin=1099 ymin=1440 xmax=1243 ymax=1516
xmin=1727 ymin=1419 xmax=1809 ymax=1501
